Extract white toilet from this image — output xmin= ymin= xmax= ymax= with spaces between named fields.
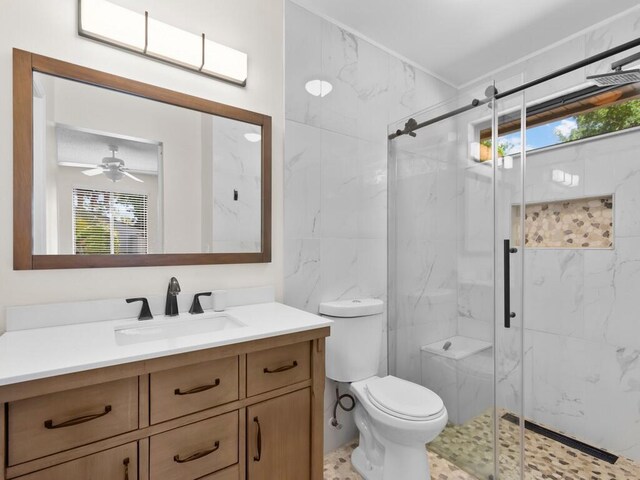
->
xmin=320 ymin=299 xmax=448 ymax=480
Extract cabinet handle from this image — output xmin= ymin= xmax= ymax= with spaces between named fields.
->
xmin=173 ymin=441 xmax=220 ymax=463
xmin=123 ymin=457 xmax=130 ymax=480
xmin=253 ymin=416 xmax=262 ymax=462
xmin=263 ymin=360 xmax=298 ymax=374
xmin=44 ymin=405 xmax=112 ymax=429
xmin=174 ymin=378 xmax=220 ymax=395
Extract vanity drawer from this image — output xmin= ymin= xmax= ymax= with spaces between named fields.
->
xmin=15 ymin=442 xmax=137 ymax=480
xmin=8 ymin=377 xmax=138 ymax=465
xmin=199 ymin=464 xmax=240 ymax=480
xmin=150 ymin=356 xmax=239 ymax=424
xmin=246 ymin=341 xmax=311 ymax=396
xmin=150 ymin=411 xmax=238 ymax=480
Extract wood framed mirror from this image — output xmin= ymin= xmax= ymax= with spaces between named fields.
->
xmin=13 ymin=49 xmax=271 ymax=270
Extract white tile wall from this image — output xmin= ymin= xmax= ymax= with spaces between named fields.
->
xmin=284 ymin=1 xmax=455 ymax=453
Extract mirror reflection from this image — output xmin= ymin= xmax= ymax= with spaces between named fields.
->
xmin=32 ymin=72 xmax=262 ymax=256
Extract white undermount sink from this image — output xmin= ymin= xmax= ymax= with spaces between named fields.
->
xmin=114 ymin=313 xmax=246 ymax=345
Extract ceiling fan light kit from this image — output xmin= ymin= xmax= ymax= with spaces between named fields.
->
xmin=82 ymin=146 xmax=144 ymax=183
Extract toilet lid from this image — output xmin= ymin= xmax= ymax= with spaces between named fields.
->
xmin=365 ymin=376 xmax=445 ymax=421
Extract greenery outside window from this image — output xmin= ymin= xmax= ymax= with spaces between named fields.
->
xmin=72 ymin=188 xmax=148 ymax=255
xmin=478 ymin=83 xmax=640 ymax=161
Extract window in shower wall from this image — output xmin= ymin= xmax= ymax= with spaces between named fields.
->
xmin=476 ymin=83 xmax=640 ymax=161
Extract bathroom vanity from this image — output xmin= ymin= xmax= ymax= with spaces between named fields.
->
xmin=0 ymin=292 xmax=330 ymax=480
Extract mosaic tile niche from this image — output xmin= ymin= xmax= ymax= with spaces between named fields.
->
xmin=512 ymin=196 xmax=613 ymax=248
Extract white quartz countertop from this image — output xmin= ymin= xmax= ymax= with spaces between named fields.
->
xmin=0 ymin=302 xmax=331 ymax=387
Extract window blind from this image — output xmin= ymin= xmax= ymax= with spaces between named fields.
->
xmin=72 ymin=187 xmax=148 ymax=255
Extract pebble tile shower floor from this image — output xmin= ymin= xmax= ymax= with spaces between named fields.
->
xmin=323 ymin=410 xmax=640 ymax=480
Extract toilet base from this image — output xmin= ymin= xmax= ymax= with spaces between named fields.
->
xmin=351 ymin=443 xmax=432 ymax=480
xmin=351 ymin=445 xmax=382 ymax=480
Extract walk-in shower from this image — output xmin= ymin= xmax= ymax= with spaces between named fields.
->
xmin=388 ymin=38 xmax=640 ymax=480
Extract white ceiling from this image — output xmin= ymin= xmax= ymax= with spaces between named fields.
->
xmin=56 ymin=125 xmax=160 ymax=174
xmin=291 ymin=0 xmax=640 ymax=87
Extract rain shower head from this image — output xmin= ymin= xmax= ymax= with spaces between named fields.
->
xmin=587 ymin=50 xmax=640 ymax=86
xmin=586 ymin=69 xmax=640 ymax=87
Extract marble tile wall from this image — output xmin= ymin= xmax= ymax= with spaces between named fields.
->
xmin=208 ymin=117 xmax=262 ymax=253
xmin=283 ymin=1 xmax=456 ymax=453
xmin=390 ymin=116 xmax=457 ymax=382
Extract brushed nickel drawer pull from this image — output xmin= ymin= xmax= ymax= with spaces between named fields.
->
xmin=263 ymin=360 xmax=298 ymax=374
xmin=173 ymin=441 xmax=220 ymax=463
xmin=253 ymin=417 xmax=262 ymax=462
xmin=174 ymin=378 xmax=221 ymax=395
xmin=123 ymin=457 xmax=130 ymax=480
xmin=44 ymin=405 xmax=112 ymax=429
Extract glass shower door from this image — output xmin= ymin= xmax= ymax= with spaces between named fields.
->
xmin=388 ymin=87 xmax=525 ymax=480
xmin=518 ymin=68 xmax=640 ymax=479
xmin=493 ymin=86 xmax=526 ymax=480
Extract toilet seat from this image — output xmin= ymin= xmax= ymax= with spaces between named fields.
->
xmin=365 ymin=376 xmax=445 ymax=421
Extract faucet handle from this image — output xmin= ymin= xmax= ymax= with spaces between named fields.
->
xmin=126 ymin=297 xmax=153 ymax=321
xmin=189 ymin=292 xmax=212 ymax=315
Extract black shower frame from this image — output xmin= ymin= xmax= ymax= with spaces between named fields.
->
xmin=388 ymin=36 xmax=640 ymax=140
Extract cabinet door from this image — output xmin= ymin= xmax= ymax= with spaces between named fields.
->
xmin=247 ymin=388 xmax=310 ymax=480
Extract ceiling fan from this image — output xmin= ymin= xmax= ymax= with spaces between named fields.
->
xmin=82 ymin=146 xmax=144 ymax=183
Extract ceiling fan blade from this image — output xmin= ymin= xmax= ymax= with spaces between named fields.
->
xmin=123 ymin=171 xmax=144 ymax=183
xmin=82 ymin=168 xmax=104 ymax=177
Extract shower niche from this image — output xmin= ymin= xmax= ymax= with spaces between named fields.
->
xmin=512 ymin=195 xmax=613 ymax=248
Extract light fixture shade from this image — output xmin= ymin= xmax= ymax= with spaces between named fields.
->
xmin=78 ymin=0 xmax=248 ymax=86
xmin=202 ymin=39 xmax=248 ymax=85
xmin=147 ymin=18 xmax=202 ymax=69
xmin=79 ymin=0 xmax=145 ymax=52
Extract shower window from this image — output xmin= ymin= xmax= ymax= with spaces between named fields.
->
xmin=476 ymin=83 xmax=640 ymax=160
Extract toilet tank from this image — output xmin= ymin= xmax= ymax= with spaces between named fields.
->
xmin=320 ymin=298 xmax=384 ymax=383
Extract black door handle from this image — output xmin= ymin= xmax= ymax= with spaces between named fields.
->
xmin=504 ymin=239 xmax=517 ymax=328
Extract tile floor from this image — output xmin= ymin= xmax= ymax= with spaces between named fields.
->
xmin=324 ymin=410 xmax=640 ymax=480
xmin=324 ymin=440 xmax=474 ymax=480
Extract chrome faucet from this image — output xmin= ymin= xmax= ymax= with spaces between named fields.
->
xmin=165 ymin=277 xmax=181 ymax=316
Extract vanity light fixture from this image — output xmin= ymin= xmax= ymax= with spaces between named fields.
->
xmin=305 ymin=79 xmax=333 ymax=97
xmin=78 ymin=0 xmax=248 ymax=86
xmin=244 ymin=133 xmax=262 ymax=143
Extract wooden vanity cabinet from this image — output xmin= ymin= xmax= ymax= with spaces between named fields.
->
xmin=0 ymin=329 xmax=328 ymax=480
